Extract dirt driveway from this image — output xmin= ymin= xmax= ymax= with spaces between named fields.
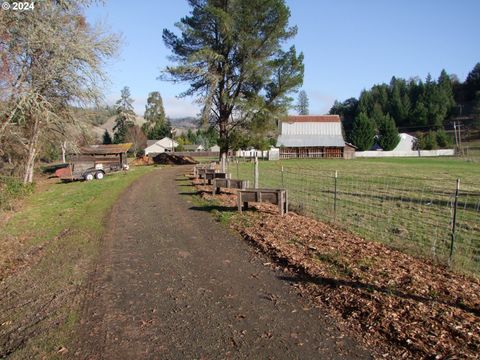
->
xmin=77 ymin=166 xmax=371 ymax=359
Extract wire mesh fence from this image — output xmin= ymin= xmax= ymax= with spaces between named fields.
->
xmin=228 ymin=159 xmax=480 ymax=274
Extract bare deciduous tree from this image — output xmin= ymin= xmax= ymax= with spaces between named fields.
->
xmin=0 ymin=1 xmax=119 ymax=182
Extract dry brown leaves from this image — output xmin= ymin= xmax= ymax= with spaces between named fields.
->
xmin=192 ymin=180 xmax=480 ymax=359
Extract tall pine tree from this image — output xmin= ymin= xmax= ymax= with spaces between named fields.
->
xmin=113 ymin=86 xmax=135 ymax=144
xmin=102 ymin=130 xmax=112 ymax=144
xmin=472 ymin=91 xmax=480 ymax=128
xmin=465 ymin=63 xmax=480 ymax=101
xmin=162 ymin=0 xmax=304 ymax=159
xmin=296 ymin=90 xmax=309 ymax=115
xmin=142 ymin=91 xmax=171 ymax=139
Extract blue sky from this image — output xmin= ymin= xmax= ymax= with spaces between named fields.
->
xmin=85 ymin=0 xmax=480 ymax=118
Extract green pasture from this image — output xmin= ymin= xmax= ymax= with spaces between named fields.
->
xmin=228 ymin=157 xmax=480 ymax=274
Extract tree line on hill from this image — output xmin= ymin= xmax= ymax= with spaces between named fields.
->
xmin=330 ymin=63 xmax=480 ymax=151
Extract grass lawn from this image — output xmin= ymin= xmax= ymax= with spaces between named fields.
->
xmin=229 ymin=157 xmax=480 ymax=274
xmin=0 ymin=165 xmax=156 ymax=359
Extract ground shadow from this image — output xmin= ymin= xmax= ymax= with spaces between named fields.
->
xmin=277 ymin=273 xmax=480 ymax=317
xmin=178 ymin=191 xmax=199 ymax=196
xmin=189 ymin=205 xmax=238 ymax=213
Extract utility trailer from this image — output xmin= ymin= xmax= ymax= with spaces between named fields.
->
xmin=55 ymin=143 xmax=132 ymax=181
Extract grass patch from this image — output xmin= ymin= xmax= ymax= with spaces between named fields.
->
xmin=0 ymin=165 xmax=156 ymax=359
xmin=313 ymin=252 xmax=354 ymax=277
xmin=178 ymin=176 xmax=237 ymax=224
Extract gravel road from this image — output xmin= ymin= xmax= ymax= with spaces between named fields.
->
xmin=77 ymin=166 xmax=371 ymax=359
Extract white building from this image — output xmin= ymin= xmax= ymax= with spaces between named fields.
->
xmin=145 ymin=137 xmax=179 ymax=155
xmin=183 ymin=144 xmax=205 ymax=152
xmin=356 ymin=133 xmax=454 ymax=158
xmin=210 ymin=144 xmax=220 ymax=152
xmin=393 ymin=133 xmax=417 ymax=151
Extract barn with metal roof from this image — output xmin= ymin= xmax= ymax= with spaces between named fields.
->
xmin=276 ymin=115 xmax=355 ymax=159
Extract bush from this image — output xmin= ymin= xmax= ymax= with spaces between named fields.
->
xmin=435 ymin=129 xmax=452 ymax=148
xmin=0 ymin=176 xmax=35 ymax=210
xmin=417 ymin=131 xmax=438 ymax=150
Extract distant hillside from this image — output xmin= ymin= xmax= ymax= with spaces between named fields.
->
xmin=169 ymin=117 xmax=199 ymax=129
xmin=92 ymin=115 xmax=146 ymax=138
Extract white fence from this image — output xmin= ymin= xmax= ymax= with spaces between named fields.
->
xmin=355 ymin=149 xmax=455 ymax=158
xmin=235 ymin=148 xmax=280 ymax=160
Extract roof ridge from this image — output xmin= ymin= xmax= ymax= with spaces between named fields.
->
xmin=284 ymin=115 xmax=341 ymax=123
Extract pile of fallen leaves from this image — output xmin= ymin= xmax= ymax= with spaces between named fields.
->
xmin=191 ymin=177 xmax=480 ymax=359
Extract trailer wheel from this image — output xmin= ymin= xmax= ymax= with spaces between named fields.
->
xmin=84 ymin=173 xmax=94 ymax=181
xmin=95 ymin=171 xmax=104 ymax=180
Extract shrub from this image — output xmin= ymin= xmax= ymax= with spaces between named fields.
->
xmin=435 ymin=129 xmax=452 ymax=148
xmin=417 ymin=131 xmax=438 ymax=150
xmin=0 ymin=176 xmax=35 ymax=210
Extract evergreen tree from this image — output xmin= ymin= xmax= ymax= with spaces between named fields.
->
xmin=358 ymin=90 xmax=374 ymax=116
xmin=102 ymin=130 xmax=112 ymax=145
xmin=465 ymin=63 xmax=480 ymax=101
xmin=438 ymin=69 xmax=455 ymax=109
xmin=143 ymin=91 xmax=168 ymax=139
xmin=147 ymin=119 xmax=172 ymax=140
xmin=331 ymin=68 xmax=464 ymax=133
xmin=350 ymin=112 xmax=375 ymax=151
xmin=472 ymin=91 xmax=480 ymax=128
xmin=411 ymin=100 xmax=428 ymax=127
xmin=388 ymin=77 xmax=409 ymax=127
xmin=162 ymin=0 xmax=304 ymax=158
xmin=329 ymin=97 xmax=358 ymax=137
xmin=370 ymin=84 xmax=389 ymax=112
xmin=370 ymin=103 xmax=385 ymax=128
xmin=186 ymin=128 xmax=196 ymax=144
xmin=377 ymin=114 xmax=400 ymax=151
xmin=113 ymin=86 xmax=135 ymax=144
xmin=296 ymin=90 xmax=309 ymax=115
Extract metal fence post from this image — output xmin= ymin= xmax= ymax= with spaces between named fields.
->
xmin=281 ymin=166 xmax=284 ymax=188
xmin=334 ymin=170 xmax=338 ymax=220
xmin=254 ymin=155 xmax=259 ymax=188
xmin=449 ymin=178 xmax=460 ymax=266
xmin=221 ymin=152 xmax=226 ymax=172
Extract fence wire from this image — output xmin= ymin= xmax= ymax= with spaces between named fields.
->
xmin=230 ymin=159 xmax=480 ymax=274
